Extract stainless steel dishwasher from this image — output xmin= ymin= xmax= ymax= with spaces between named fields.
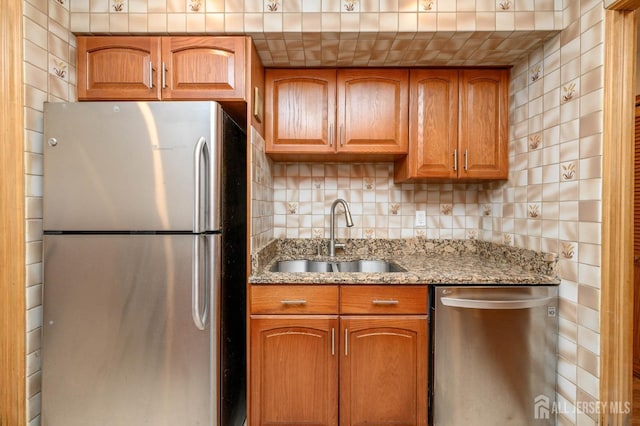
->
xmin=431 ymin=286 xmax=558 ymax=426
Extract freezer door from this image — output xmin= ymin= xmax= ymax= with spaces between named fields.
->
xmin=42 ymin=234 xmax=219 ymax=426
xmin=43 ymin=101 xmax=223 ymax=232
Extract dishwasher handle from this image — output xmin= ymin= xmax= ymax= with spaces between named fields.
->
xmin=440 ymin=295 xmax=552 ymax=310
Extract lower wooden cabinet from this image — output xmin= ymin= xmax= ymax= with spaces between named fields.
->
xmin=340 ymin=316 xmax=428 ymax=426
xmin=250 ymin=316 xmax=339 ymax=426
xmin=249 ymin=285 xmax=428 ymax=426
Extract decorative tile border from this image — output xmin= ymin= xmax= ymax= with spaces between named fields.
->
xmin=530 ymin=63 xmax=542 ymax=81
xmin=266 ymin=0 xmax=280 ymax=12
xmin=50 ymin=58 xmax=68 ymax=80
xmin=561 ymin=242 xmax=575 ymax=259
xmin=562 ymin=81 xmax=577 ymax=103
xmin=529 ymin=133 xmax=542 ymax=150
xmin=188 ymin=0 xmax=203 ymax=12
xmin=111 ymin=0 xmax=126 ymax=12
xmin=421 ymin=0 xmax=435 ymax=11
xmin=498 ymin=0 xmax=512 ymax=11
xmin=561 ymin=162 xmax=576 ymax=181
xmin=343 ymin=0 xmax=358 ymax=12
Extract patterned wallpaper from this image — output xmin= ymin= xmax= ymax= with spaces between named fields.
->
xmin=23 ymin=0 xmax=77 ymax=425
xmin=482 ymin=1 xmax=604 ymax=423
xmin=68 ymin=0 xmax=562 ymax=66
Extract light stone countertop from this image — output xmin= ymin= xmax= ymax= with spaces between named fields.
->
xmin=249 ymin=239 xmax=561 ymax=286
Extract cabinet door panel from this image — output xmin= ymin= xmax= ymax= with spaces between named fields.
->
xmin=396 ymin=70 xmax=458 ymax=181
xmin=340 ymin=316 xmax=428 ymax=426
xmin=77 ymin=36 xmax=161 ymax=100
xmin=250 ymin=316 xmax=339 ymax=426
xmin=161 ymin=37 xmax=245 ymax=100
xmin=265 ymin=69 xmax=336 ymax=154
xmin=338 ymin=69 xmax=408 ymax=154
xmin=459 ymin=69 xmax=509 ymax=179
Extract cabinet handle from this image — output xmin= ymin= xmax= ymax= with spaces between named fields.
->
xmin=464 ymin=149 xmax=468 ymax=171
xmin=340 ymin=125 xmax=344 ymax=146
xmin=279 ymin=299 xmax=307 ymax=305
xmin=148 ymin=62 xmax=154 ymax=88
xmin=372 ymin=299 xmax=399 ymax=305
xmin=331 ymin=327 xmax=335 ymax=355
xmin=329 ymin=124 xmax=334 ymax=146
xmin=453 ymin=149 xmax=457 ymax=172
xmin=344 ymin=328 xmax=348 ymax=356
xmin=161 ymin=61 xmax=167 ymax=89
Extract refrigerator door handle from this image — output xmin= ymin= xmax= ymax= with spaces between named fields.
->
xmin=192 ymin=235 xmax=209 ymax=330
xmin=193 ymin=136 xmax=208 ymax=233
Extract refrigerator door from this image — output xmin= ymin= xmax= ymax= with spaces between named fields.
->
xmin=43 ymin=101 xmax=222 ymax=232
xmin=42 ymin=234 xmax=220 ymax=426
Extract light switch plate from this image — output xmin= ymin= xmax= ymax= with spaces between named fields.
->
xmin=415 ymin=210 xmax=426 ymax=227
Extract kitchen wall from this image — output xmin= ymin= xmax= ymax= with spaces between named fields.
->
xmin=20 ymin=1 xmax=605 ymax=425
xmin=22 ymin=0 xmax=76 ymax=425
xmin=483 ymin=1 xmax=603 ymax=424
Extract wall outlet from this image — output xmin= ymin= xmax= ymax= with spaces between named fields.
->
xmin=415 ymin=210 xmax=426 ymax=227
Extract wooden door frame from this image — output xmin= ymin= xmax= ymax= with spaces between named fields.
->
xmin=602 ymin=1 xmax=639 ymax=425
xmin=0 ymin=0 xmax=26 ymax=425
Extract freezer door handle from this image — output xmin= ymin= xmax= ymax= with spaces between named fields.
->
xmin=191 ymin=236 xmax=209 ymax=330
xmin=440 ymin=295 xmax=552 ymax=310
xmin=193 ymin=137 xmax=208 ymax=233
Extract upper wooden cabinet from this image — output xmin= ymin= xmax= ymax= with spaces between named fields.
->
xmin=265 ymin=68 xmax=409 ymax=161
xmin=77 ymin=36 xmax=246 ymax=101
xmin=459 ymin=69 xmax=509 ymax=179
xmin=337 ymin=69 xmax=409 ymax=155
xmin=265 ymin=69 xmax=336 ymax=155
xmin=161 ymin=37 xmax=245 ymax=100
xmin=77 ymin=36 xmax=161 ymax=100
xmin=395 ymin=68 xmax=509 ymax=182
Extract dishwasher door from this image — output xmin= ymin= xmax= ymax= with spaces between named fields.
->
xmin=432 ymin=286 xmax=558 ymax=426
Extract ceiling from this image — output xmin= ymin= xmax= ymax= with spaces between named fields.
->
xmin=250 ymin=30 xmax=559 ymax=67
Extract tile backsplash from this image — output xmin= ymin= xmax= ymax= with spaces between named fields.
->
xmin=271 ymin=162 xmax=484 ymax=240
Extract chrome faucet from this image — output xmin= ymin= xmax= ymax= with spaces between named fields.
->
xmin=329 ymin=198 xmax=354 ymax=257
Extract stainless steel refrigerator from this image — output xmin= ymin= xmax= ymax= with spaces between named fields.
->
xmin=41 ymin=101 xmax=247 ymax=426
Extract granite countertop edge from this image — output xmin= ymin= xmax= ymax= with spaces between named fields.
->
xmin=248 ymin=238 xmax=561 ymax=286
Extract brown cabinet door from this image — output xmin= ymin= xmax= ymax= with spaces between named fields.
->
xmin=337 ymin=69 xmax=409 ymax=155
xmin=250 ymin=316 xmax=339 ymax=426
xmin=77 ymin=36 xmax=161 ymax=100
xmin=265 ymin=69 xmax=336 ymax=155
xmin=161 ymin=36 xmax=245 ymax=100
xmin=395 ymin=69 xmax=459 ymax=181
xmin=340 ymin=316 xmax=428 ymax=426
xmin=458 ymin=69 xmax=509 ymax=179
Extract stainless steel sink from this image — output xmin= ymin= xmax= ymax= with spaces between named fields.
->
xmin=270 ymin=259 xmax=405 ymax=273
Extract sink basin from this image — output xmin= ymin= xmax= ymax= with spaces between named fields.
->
xmin=270 ymin=259 xmax=405 ymax=273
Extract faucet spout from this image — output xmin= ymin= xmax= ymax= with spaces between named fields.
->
xmin=329 ymin=198 xmax=354 ymax=257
